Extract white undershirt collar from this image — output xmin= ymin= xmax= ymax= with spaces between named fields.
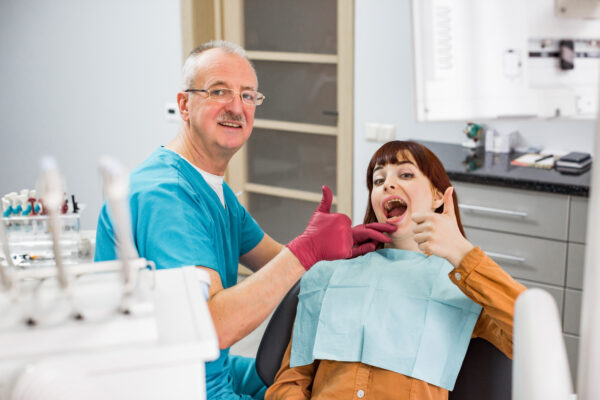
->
xmin=165 ymin=148 xmax=225 ymax=207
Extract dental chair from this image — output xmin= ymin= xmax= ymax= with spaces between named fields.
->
xmin=256 ymin=281 xmax=512 ymax=400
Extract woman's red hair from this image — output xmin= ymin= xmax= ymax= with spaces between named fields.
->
xmin=363 ymin=141 xmax=466 ymax=239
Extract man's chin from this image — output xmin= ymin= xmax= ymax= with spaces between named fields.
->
xmin=217 ymin=139 xmax=247 ymax=156
xmin=219 ymin=131 xmax=250 ymax=145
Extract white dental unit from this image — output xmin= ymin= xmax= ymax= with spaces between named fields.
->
xmin=0 ymin=157 xmax=218 ymax=400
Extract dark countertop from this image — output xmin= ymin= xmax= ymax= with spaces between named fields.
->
xmin=419 ymin=141 xmax=591 ymax=197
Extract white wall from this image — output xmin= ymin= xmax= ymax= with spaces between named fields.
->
xmin=353 ymin=0 xmax=596 ymax=222
xmin=1 ymin=0 xmax=596 ymax=229
xmin=0 ymin=0 xmax=183 ymax=229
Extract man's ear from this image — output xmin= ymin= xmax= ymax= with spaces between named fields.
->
xmin=177 ymin=92 xmax=190 ymax=122
xmin=432 ymin=187 xmax=444 ymax=210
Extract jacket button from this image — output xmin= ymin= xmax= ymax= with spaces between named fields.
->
xmin=357 ymin=389 xmax=365 ymax=398
xmin=454 ymin=272 xmax=462 ymax=281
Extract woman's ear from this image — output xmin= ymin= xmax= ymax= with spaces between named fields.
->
xmin=432 ymin=188 xmax=444 ymax=210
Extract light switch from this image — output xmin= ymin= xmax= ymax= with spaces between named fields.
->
xmin=364 ymin=122 xmax=378 ymax=140
xmin=377 ymin=124 xmax=396 ymax=142
xmin=364 ymin=122 xmax=395 ymax=142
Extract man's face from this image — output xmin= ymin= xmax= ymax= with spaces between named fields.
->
xmin=180 ymin=49 xmax=258 ymax=156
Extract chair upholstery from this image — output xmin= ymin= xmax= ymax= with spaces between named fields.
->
xmin=256 ymin=280 xmax=301 ymax=386
xmin=449 ymin=338 xmax=512 ymax=400
xmin=256 ymin=282 xmax=512 ymax=399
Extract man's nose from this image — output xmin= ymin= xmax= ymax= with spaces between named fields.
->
xmin=225 ymin=94 xmax=245 ymax=113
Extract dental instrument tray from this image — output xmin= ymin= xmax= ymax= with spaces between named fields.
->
xmin=1 ymin=213 xmax=89 ymax=268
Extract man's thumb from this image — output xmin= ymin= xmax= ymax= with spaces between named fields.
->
xmin=316 ymin=185 xmax=332 ymax=213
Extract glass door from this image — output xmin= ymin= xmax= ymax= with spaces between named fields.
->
xmin=222 ymin=0 xmax=354 ymax=253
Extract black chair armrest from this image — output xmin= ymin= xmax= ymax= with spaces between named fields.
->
xmin=255 ymin=281 xmax=301 ymax=386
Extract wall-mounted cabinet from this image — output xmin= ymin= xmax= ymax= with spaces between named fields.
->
xmin=411 ymin=0 xmax=600 ymax=121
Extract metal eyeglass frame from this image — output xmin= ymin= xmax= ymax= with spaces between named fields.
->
xmin=185 ymin=88 xmax=265 ymax=106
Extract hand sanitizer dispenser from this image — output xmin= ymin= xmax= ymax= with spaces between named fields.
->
xmin=485 ymin=129 xmax=518 ymax=153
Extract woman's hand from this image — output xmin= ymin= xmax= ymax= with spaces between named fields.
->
xmin=411 ymin=187 xmax=474 ymax=267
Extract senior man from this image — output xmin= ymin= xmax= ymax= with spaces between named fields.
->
xmin=95 ymin=40 xmax=394 ymax=399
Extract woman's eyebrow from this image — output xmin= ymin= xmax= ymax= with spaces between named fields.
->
xmin=373 ymin=160 xmax=415 ymax=172
xmin=397 ymin=160 xmax=415 ymax=166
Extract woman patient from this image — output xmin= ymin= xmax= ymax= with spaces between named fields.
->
xmin=265 ymin=141 xmax=526 ymax=400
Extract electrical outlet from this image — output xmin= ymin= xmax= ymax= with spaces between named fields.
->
xmin=165 ymin=103 xmax=179 ymax=122
xmin=576 ymin=95 xmax=596 ymax=115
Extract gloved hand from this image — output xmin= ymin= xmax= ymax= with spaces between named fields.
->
xmin=350 ymin=223 xmax=397 ymax=257
xmin=287 ymin=186 xmax=354 ymax=270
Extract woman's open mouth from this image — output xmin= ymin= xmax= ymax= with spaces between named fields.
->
xmin=383 ymin=197 xmax=407 ymax=222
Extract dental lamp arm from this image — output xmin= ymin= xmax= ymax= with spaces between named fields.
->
xmin=513 ymin=289 xmax=574 ymax=400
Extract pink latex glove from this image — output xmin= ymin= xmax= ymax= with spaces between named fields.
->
xmin=350 ymin=223 xmax=397 ymax=257
xmin=287 ymin=186 xmax=354 ymax=270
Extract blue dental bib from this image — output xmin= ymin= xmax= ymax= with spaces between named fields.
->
xmin=290 ymin=249 xmax=482 ymax=390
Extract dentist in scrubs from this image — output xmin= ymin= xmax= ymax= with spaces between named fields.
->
xmin=94 ymin=40 xmax=394 ymax=400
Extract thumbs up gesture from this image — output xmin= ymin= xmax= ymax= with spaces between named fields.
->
xmin=411 ymin=187 xmax=474 ymax=267
xmin=287 ymin=186 xmax=355 ymax=270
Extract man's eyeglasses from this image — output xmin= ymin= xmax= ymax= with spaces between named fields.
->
xmin=185 ymin=88 xmax=265 ymax=106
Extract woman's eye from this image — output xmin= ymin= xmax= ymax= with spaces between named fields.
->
xmin=400 ymin=172 xmax=414 ymax=179
xmin=373 ymin=178 xmax=384 ymax=185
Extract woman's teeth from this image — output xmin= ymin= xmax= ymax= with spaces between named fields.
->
xmin=385 ymin=198 xmax=407 ymax=218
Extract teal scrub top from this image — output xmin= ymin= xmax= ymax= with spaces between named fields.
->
xmin=94 ymin=147 xmax=265 ymax=396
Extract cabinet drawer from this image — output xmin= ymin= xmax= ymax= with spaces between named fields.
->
xmin=518 ymin=279 xmax=565 ymax=316
xmin=566 ymin=243 xmax=586 ymax=290
xmin=564 ymin=289 xmax=582 ymax=335
xmin=569 ymin=197 xmax=588 ymax=244
xmin=465 ymin=227 xmax=567 ymax=286
xmin=454 ymin=183 xmax=569 ymax=240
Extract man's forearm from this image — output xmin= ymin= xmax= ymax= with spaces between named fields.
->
xmin=209 ymin=248 xmax=305 ymax=349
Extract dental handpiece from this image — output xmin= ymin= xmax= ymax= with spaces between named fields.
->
xmin=99 ymin=156 xmax=139 ymax=311
xmin=0 ymin=215 xmax=15 ymax=293
xmin=37 ymin=157 xmax=83 ymax=321
xmin=39 ymin=157 xmax=70 ymax=291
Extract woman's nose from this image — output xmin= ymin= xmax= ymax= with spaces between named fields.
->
xmin=384 ymin=182 xmax=396 ymax=191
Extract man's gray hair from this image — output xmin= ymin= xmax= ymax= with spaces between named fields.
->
xmin=181 ymin=40 xmax=254 ymax=90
